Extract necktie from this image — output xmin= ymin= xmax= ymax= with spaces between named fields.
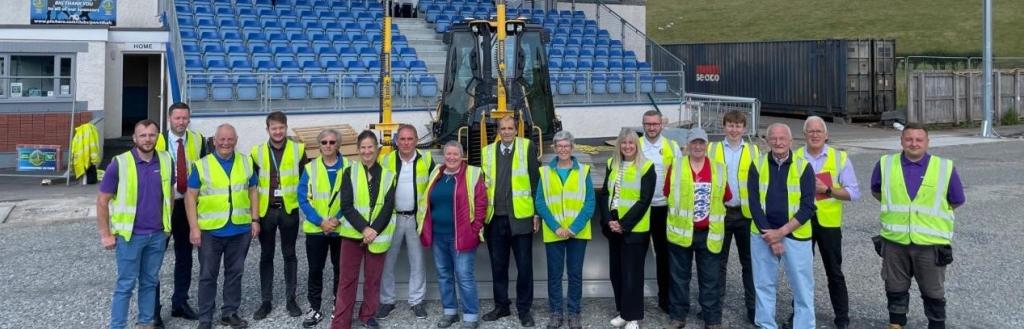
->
xmin=176 ymin=138 xmax=187 ymax=194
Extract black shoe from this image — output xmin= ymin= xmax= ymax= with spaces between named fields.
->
xmin=436 ymin=314 xmax=459 ymax=328
xmin=219 ymin=313 xmax=250 ymax=329
xmin=154 ymin=312 xmax=164 ymax=329
xmin=375 ymin=303 xmax=396 ymax=319
xmin=482 ymin=307 xmax=511 ymax=321
xmin=363 ymin=318 xmax=381 ymax=329
xmin=835 ymin=323 xmax=849 ymax=329
xmin=253 ymin=302 xmax=272 ymax=320
xmin=171 ymin=303 xmax=199 ymax=320
xmin=286 ymin=299 xmax=303 ymax=317
xmin=519 ymin=312 xmax=536 ymax=327
xmin=197 ymin=322 xmax=213 ymax=329
xmin=545 ymin=315 xmax=563 ymax=329
xmin=746 ymin=309 xmax=756 ymax=325
xmin=411 ymin=303 xmax=428 ymax=319
xmin=302 ymin=309 xmax=324 ymax=328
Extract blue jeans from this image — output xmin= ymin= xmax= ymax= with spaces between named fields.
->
xmin=110 ymin=232 xmax=167 ymax=329
xmin=668 ymin=230 xmax=722 ymax=325
xmin=750 ymin=235 xmax=815 ymax=329
xmin=432 ymin=234 xmax=480 ymax=322
xmin=545 ymin=239 xmax=587 ymax=316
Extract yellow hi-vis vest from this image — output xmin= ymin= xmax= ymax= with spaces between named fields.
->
xmin=637 ymin=135 xmax=680 ymax=172
xmin=482 ymin=137 xmax=535 ymax=221
xmin=302 ymin=156 xmax=349 ymax=234
xmin=337 ymin=164 xmax=397 ymax=253
xmin=794 ymin=146 xmax=848 ymax=228
xmin=666 ymin=157 xmax=726 ymax=253
xmin=109 ymin=150 xmax=173 ymax=241
xmin=381 ymin=150 xmax=433 ymax=200
xmin=251 ymin=139 xmax=306 ymax=216
xmin=708 ymin=140 xmax=760 ymax=218
xmin=606 ymin=158 xmax=654 ymax=233
xmin=750 ymin=155 xmax=813 ymax=239
xmin=538 ymin=163 xmax=592 ymax=242
xmin=879 ymin=154 xmax=956 ymax=246
xmin=417 ymin=166 xmax=485 ymax=240
xmin=156 ymin=130 xmax=204 ymax=171
xmin=195 ymin=153 xmax=254 ymax=230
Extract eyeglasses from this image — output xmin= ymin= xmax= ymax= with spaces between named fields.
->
xmin=320 ymin=140 xmax=337 ymax=145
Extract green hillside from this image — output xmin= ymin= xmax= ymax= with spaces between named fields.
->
xmin=646 ymin=0 xmax=1024 ymax=56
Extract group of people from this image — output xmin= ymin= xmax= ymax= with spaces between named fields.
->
xmin=96 ymin=104 xmax=963 ymax=329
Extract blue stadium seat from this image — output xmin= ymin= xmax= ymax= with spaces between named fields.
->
xmin=417 ymin=75 xmax=438 ymax=97
xmin=339 ymin=75 xmax=356 ymax=98
xmin=296 ymin=46 xmax=317 ymax=64
xmin=189 ymin=76 xmax=209 ymax=100
xmin=577 ymin=59 xmax=592 ymax=72
xmin=347 ymin=61 xmax=368 ymax=74
xmin=409 ymin=60 xmax=427 ymax=73
xmin=623 ymin=73 xmax=637 ymax=94
xmin=256 ymin=60 xmax=277 ymax=72
xmin=227 ymin=46 xmax=248 ymax=63
xmin=182 ymin=44 xmax=201 ymax=53
xmin=231 ymin=60 xmax=253 ymax=72
xmin=275 ymin=54 xmax=296 ymax=66
xmin=325 ymin=60 xmax=346 ymax=72
xmin=350 ymin=35 xmax=370 ymax=49
xmin=556 ymin=75 xmax=576 ymax=96
xmin=185 ymin=59 xmax=204 ymax=71
xmin=281 ymin=61 xmax=302 ymax=73
xmin=578 ymin=49 xmax=594 ymax=62
xmin=654 ymin=76 xmax=668 ymax=93
xmin=267 ymin=76 xmax=286 ymax=99
xmin=339 ymin=48 xmax=359 ymax=65
xmin=302 ymin=61 xmax=323 ymax=72
xmin=638 ymin=73 xmax=654 ymax=93
xmin=573 ymin=74 xmax=587 ymax=94
xmin=310 ymin=76 xmax=334 ymax=99
xmin=606 ymin=73 xmax=623 ymax=94
xmin=319 ymin=54 xmax=339 ymax=67
xmin=592 ymin=60 xmax=608 ymax=72
xmin=211 ymin=75 xmax=235 ymax=100
xmin=286 ymin=76 xmax=308 ymax=99
xmin=356 ymin=76 xmax=376 ymax=98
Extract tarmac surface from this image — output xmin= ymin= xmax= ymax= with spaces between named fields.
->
xmin=1 ymin=121 xmax=1023 ymax=329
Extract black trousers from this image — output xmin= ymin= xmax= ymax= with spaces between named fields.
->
xmin=811 ymin=216 xmax=850 ymax=326
xmin=719 ymin=207 xmax=756 ymax=318
xmin=258 ymin=207 xmax=300 ymax=303
xmin=608 ymin=233 xmax=649 ymax=321
xmin=305 ymin=234 xmax=341 ymax=311
xmin=648 ymin=205 xmax=671 ymax=311
xmin=485 ymin=215 xmax=534 ymax=314
xmin=197 ymin=232 xmax=251 ymax=323
xmin=156 ymin=199 xmax=196 ymax=315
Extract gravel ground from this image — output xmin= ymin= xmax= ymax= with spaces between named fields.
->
xmin=1 ymin=139 xmax=1022 ymax=329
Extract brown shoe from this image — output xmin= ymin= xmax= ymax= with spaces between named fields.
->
xmin=888 ymin=325 xmax=904 ymax=329
xmin=137 ymin=326 xmax=155 ymax=329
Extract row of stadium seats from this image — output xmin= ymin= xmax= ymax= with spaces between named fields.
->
xmin=187 ymin=74 xmax=439 ymax=101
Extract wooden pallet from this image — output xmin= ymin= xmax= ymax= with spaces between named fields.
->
xmin=291 ymin=124 xmax=360 ymax=158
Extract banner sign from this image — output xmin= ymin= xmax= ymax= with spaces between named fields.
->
xmin=16 ymin=144 xmax=62 ymax=171
xmin=30 ymin=0 xmax=117 ymax=25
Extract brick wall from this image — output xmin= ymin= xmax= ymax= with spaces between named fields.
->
xmin=0 ymin=112 xmax=93 ymax=152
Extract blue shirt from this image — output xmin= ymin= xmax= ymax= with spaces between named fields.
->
xmin=534 ymin=157 xmax=596 ymax=237
xmin=99 ymin=148 xmax=166 ymax=235
xmin=188 ymin=152 xmax=259 ymax=237
xmin=429 ymin=172 xmax=456 ymax=236
xmin=298 ymin=158 xmax=345 ymax=233
xmin=721 ymin=139 xmax=745 ymax=207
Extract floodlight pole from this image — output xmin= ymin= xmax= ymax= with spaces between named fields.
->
xmin=981 ymin=0 xmax=994 ymax=137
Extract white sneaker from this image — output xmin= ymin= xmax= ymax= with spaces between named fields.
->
xmin=610 ymin=315 xmax=627 ymax=327
xmin=624 ymin=320 xmax=640 ymax=329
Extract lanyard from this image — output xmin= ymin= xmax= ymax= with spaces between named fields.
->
xmin=269 ymin=142 xmax=281 ymax=174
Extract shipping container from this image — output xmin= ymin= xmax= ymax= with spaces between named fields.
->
xmin=662 ymin=39 xmax=896 ymax=120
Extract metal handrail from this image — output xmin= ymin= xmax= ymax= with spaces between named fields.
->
xmin=165 ymin=0 xmax=187 ymax=102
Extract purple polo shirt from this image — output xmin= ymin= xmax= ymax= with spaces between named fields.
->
xmin=871 ymin=153 xmax=965 ymax=206
xmin=99 ymin=148 xmax=166 ymax=235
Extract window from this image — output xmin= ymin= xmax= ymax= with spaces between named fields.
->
xmin=1 ymin=54 xmax=74 ymax=99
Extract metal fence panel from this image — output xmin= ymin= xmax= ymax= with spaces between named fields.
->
xmin=682 ymin=93 xmax=760 ymax=138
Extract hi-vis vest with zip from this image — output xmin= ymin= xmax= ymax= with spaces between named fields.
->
xmin=539 ymin=163 xmax=592 ymax=242
xmin=302 ymin=156 xmax=349 ymax=234
xmin=381 ymin=150 xmax=433 ymax=200
xmin=251 ymin=139 xmax=305 ymax=216
xmin=482 ymin=137 xmax=535 ymax=221
xmin=708 ymin=140 xmax=760 ymax=218
xmin=606 ymin=158 xmax=654 ymax=233
xmin=156 ymin=130 xmax=204 ymax=171
xmin=750 ymin=154 xmax=813 ymax=239
xmin=667 ymin=157 xmax=727 ymax=253
xmin=195 ymin=153 xmax=254 ymax=230
xmin=417 ymin=166 xmax=485 ymax=241
xmin=879 ymin=154 xmax=956 ymax=246
xmin=794 ymin=146 xmax=848 ymax=227
xmin=336 ymin=164 xmax=396 ymax=254
xmin=109 ymin=150 xmax=173 ymax=241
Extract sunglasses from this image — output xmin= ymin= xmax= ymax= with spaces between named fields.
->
xmin=320 ymin=140 xmax=337 ymax=145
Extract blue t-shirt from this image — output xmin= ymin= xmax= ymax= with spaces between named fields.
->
xmin=188 ymin=152 xmax=259 ymax=237
xmin=429 ymin=172 xmax=456 ymax=236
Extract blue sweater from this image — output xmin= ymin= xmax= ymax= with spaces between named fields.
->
xmin=429 ymin=172 xmax=456 ymax=236
xmin=298 ymin=158 xmax=345 ymax=233
xmin=746 ymin=151 xmax=817 ymax=240
xmin=534 ymin=157 xmax=596 ymax=236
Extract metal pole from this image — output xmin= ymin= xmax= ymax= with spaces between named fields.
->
xmin=981 ymin=0 xmax=994 ymax=137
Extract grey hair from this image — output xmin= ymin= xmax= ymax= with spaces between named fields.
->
xmin=803 ymin=115 xmax=828 ymax=134
xmin=442 ymin=140 xmax=464 ymax=155
xmin=317 ymin=129 xmax=341 ymax=142
xmin=766 ymin=123 xmax=792 ymax=139
xmin=552 ymin=130 xmax=575 ymax=145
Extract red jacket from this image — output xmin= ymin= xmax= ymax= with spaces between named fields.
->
xmin=419 ymin=162 xmax=488 ymax=252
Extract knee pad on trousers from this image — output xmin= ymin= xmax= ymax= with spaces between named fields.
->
xmin=886 ymin=291 xmax=910 ymax=315
xmin=922 ymin=296 xmax=947 ymax=322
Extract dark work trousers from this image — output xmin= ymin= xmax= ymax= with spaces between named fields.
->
xmin=668 ymin=230 xmax=722 ymax=325
xmin=882 ymin=240 xmax=948 ymax=328
xmin=305 ymin=234 xmax=342 ymax=311
xmin=258 ymin=207 xmax=300 ymax=303
xmin=648 ymin=205 xmax=671 ymax=311
xmin=156 ymin=199 xmax=195 ymax=316
xmin=811 ymin=215 xmax=850 ymax=326
xmin=609 ymin=233 xmax=650 ymax=321
xmin=718 ymin=207 xmax=756 ymax=320
xmin=485 ymin=215 xmax=534 ymax=315
xmin=197 ymin=231 xmax=251 ymax=324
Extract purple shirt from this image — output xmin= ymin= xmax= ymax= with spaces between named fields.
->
xmin=99 ymin=148 xmax=166 ymax=235
xmin=871 ymin=153 xmax=965 ymax=206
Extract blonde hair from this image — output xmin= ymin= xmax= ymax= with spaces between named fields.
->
xmin=611 ymin=128 xmax=647 ymax=171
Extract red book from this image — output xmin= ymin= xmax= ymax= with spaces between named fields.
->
xmin=815 ymin=172 xmax=833 ymax=201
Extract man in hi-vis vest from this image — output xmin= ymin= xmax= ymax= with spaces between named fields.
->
xmin=793 ymin=116 xmax=860 ymax=329
xmin=871 ymin=123 xmax=964 ymax=329
xmin=185 ymin=124 xmax=260 ymax=329
xmin=480 ymin=115 xmax=541 ymax=327
xmin=637 ymin=110 xmax=681 ymax=314
xmin=97 ymin=119 xmax=172 ymax=329
xmin=251 ymin=111 xmax=307 ymax=320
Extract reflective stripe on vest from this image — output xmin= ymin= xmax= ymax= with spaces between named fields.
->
xmin=751 ymin=155 xmax=813 ymax=239
xmin=879 ymin=154 xmax=955 ymax=245
xmin=303 ymin=156 xmax=349 ymax=234
xmin=109 ymin=151 xmax=173 ymax=241
xmin=195 ymin=153 xmax=253 ymax=230
xmin=482 ymin=138 xmax=535 ymax=221
xmin=340 ymin=164 xmax=397 ymax=253
xmin=539 ymin=163 xmax=592 ymax=242
xmin=666 ymin=157 xmax=726 ymax=252
xmin=252 ymin=139 xmax=305 ymax=216
xmin=606 ymin=158 xmax=653 ymax=233
xmin=156 ymin=130 xmax=204 ymax=172
xmin=382 ymin=150 xmax=433 ymax=200
xmin=638 ymin=135 xmax=680 ymax=172
xmin=709 ymin=141 xmax=759 ymax=218
xmin=417 ymin=166 xmax=483 ymax=243
xmin=795 ymin=146 xmax=847 ymax=227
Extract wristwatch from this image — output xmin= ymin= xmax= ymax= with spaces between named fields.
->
xmin=824 ymin=187 xmax=833 ymax=197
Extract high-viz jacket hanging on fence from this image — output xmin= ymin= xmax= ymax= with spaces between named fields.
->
xmin=338 ymin=162 xmax=397 ymax=253
xmin=536 ymin=157 xmax=594 ymax=242
xmin=157 ymin=130 xmax=205 ymax=170
xmin=302 ymin=156 xmax=349 ymax=234
xmin=794 ymin=146 xmax=848 ymax=227
xmin=109 ymin=150 xmax=173 ymax=241
xmin=708 ymin=140 xmax=760 ymax=218
xmin=250 ymin=138 xmax=305 ymax=216
xmin=606 ymin=158 xmax=655 ymax=233
xmin=666 ymin=156 xmax=728 ymax=252
xmin=71 ymin=122 xmax=102 ymax=179
xmin=481 ymin=137 xmax=536 ymax=221
xmin=878 ymin=154 xmax=956 ymax=246
xmin=748 ymin=153 xmax=816 ymax=240
xmin=195 ymin=152 xmax=255 ymax=230
xmin=380 ymin=150 xmax=434 ymax=209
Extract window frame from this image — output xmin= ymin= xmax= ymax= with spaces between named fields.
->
xmin=0 ymin=53 xmax=76 ymax=101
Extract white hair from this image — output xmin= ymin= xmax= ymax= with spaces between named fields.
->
xmin=803 ymin=115 xmax=828 ymax=134
xmin=766 ymin=123 xmax=792 ymax=139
